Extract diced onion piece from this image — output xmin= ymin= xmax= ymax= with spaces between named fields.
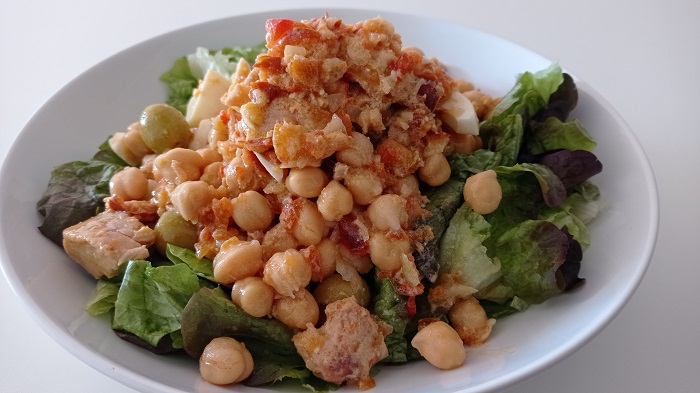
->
xmin=254 ymin=151 xmax=284 ymax=182
xmin=439 ymin=91 xmax=479 ymax=135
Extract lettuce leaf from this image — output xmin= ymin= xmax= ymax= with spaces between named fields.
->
xmin=181 ymin=288 xmax=337 ymax=391
xmin=37 ymin=142 xmax=125 ymax=245
xmin=527 ymin=117 xmax=597 ymax=155
xmin=537 ymin=149 xmax=603 ymax=189
xmin=438 ymin=205 xmax=502 ymax=291
xmin=492 ymin=220 xmax=570 ymax=304
xmin=413 ymin=179 xmax=465 ymax=282
xmin=494 ymin=163 xmax=567 ymax=207
xmin=371 ymin=276 xmax=410 ymax=363
xmin=491 ymin=62 xmax=564 ymax=121
xmin=165 ymin=244 xmax=215 ymax=282
xmin=187 ymin=44 xmax=266 ymax=80
xmin=473 ymin=62 xmax=564 ymax=169
xmin=111 ymin=260 xmax=201 ymax=347
xmin=85 ymin=279 xmax=120 ymax=316
xmin=160 ymin=44 xmax=267 ymax=114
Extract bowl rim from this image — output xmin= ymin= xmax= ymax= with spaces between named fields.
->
xmin=0 ymin=6 xmax=659 ymax=393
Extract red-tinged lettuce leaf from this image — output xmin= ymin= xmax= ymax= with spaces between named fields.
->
xmin=537 ymin=149 xmax=603 ymax=188
xmin=557 ymin=226 xmax=585 ymax=291
xmin=493 ymin=220 xmax=570 ymax=304
xmin=494 ymin=163 xmax=567 ymax=207
xmin=532 ymin=72 xmax=578 ymax=122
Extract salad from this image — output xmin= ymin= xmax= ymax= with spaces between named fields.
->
xmin=37 ymin=14 xmax=602 ymax=391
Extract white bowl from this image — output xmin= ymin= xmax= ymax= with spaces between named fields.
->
xmin=0 ymin=8 xmax=658 ymax=393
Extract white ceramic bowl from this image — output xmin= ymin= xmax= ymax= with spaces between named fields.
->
xmin=0 ymin=8 xmax=658 ymax=393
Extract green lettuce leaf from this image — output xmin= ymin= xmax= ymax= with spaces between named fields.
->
xmin=438 ymin=204 xmax=502 ymax=291
xmin=414 ymin=179 xmax=465 ymax=281
xmin=187 ymin=44 xmax=267 ymax=80
xmin=563 ymin=181 xmax=603 ymax=224
xmin=180 ymin=288 xmax=336 ymax=391
xmin=111 ymin=260 xmax=201 ymax=347
xmin=491 ymin=62 xmax=564 ymax=121
xmin=37 ymin=148 xmax=125 ymax=245
xmin=527 ymin=117 xmax=597 ymax=155
xmin=159 ymin=56 xmax=199 ymax=114
xmin=371 ymin=276 xmax=409 ymax=363
xmin=85 ymin=279 xmax=120 ymax=316
xmin=471 ymin=62 xmax=565 ymax=168
xmin=165 ymin=244 xmax=215 ymax=282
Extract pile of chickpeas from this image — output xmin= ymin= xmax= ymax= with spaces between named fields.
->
xmin=108 ymin=71 xmax=501 ymax=384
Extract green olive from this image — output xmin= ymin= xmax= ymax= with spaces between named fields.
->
xmin=313 ymin=273 xmax=370 ymax=308
xmin=154 ymin=210 xmax=199 ymax=256
xmin=139 ymin=104 xmax=192 ymax=153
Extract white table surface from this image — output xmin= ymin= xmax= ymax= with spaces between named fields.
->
xmin=1 ymin=1 xmax=698 ymax=392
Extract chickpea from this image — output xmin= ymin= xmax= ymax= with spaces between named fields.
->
xmin=153 ymin=147 xmax=204 ymax=184
xmin=344 ymin=168 xmax=383 ymax=205
xmin=209 ymin=117 xmax=229 ymax=149
xmin=199 ymin=337 xmax=253 ymax=385
xmin=197 ymin=147 xmax=222 ymax=167
xmin=231 ymin=277 xmax=275 ymax=318
xmin=291 ymin=199 xmax=327 ymax=246
xmin=153 ymin=210 xmax=198 ymax=256
xmin=312 ymin=238 xmax=338 ymax=282
xmin=450 ymin=133 xmax=483 ymax=154
xmin=368 ymin=231 xmax=411 ymax=272
xmin=233 ymin=190 xmax=273 ymax=232
xmin=170 ymin=181 xmax=212 ymax=222
xmin=336 ymin=131 xmax=374 ymax=167
xmin=213 ymin=239 xmax=264 ymax=285
xmin=108 ymin=122 xmax=153 ymax=166
xmin=272 ymin=288 xmax=320 ymax=330
xmin=262 ymin=222 xmax=299 ymax=261
xmin=313 ymin=273 xmax=370 ymax=308
xmin=463 ymin=169 xmax=502 ymax=214
xmin=338 ymin=245 xmax=373 ymax=274
xmin=285 ymin=167 xmax=329 ymax=198
xmin=367 ymin=194 xmax=408 ymax=231
xmin=200 ymin=162 xmax=222 ymax=187
xmin=418 ymin=153 xmax=451 ymax=186
xmin=263 ymin=249 xmax=312 ymax=298
xmin=410 ymin=321 xmax=465 ymax=370
xmin=109 ymin=167 xmax=149 ymax=201
xmin=189 ymin=118 xmax=213 ymax=150
xmin=448 ymin=297 xmax=495 ymax=346
xmin=392 ymin=174 xmax=420 ymax=198
xmin=317 ymin=180 xmax=354 ymax=222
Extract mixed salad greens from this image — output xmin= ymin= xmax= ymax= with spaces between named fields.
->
xmin=37 ymin=43 xmax=602 ymax=391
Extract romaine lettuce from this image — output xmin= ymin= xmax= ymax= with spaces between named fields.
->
xmin=111 ymin=260 xmax=201 ymax=347
xmin=438 ymin=204 xmax=502 ymax=291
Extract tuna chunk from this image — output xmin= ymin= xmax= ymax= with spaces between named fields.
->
xmin=62 ymin=211 xmax=156 ymax=278
xmin=292 ymin=297 xmax=391 ymax=389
